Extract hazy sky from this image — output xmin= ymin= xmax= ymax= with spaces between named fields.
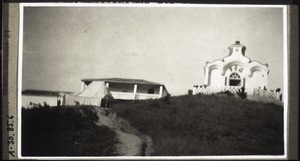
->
xmin=22 ymin=5 xmax=284 ymax=96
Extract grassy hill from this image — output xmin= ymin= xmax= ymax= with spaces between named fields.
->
xmin=22 ymin=106 xmax=117 ymax=156
xmin=111 ymin=94 xmax=284 ymax=156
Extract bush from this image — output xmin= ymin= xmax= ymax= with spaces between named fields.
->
xmin=162 ymin=94 xmax=171 ymax=105
xmin=237 ymin=86 xmax=247 ymax=99
xmin=22 ymin=106 xmax=117 ymax=156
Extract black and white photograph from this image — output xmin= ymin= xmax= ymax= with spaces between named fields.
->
xmin=18 ymin=3 xmax=288 ymax=159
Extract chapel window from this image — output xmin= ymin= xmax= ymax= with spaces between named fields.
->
xmin=229 ymin=72 xmax=242 ymax=86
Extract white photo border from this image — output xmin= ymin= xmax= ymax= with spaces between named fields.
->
xmin=17 ymin=3 xmax=288 ymax=160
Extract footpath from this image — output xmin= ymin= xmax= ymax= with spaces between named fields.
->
xmin=94 ymin=107 xmax=153 ymax=156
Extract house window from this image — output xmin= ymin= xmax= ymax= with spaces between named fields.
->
xmin=229 ymin=72 xmax=242 ymax=86
xmin=148 ymin=89 xmax=155 ymax=94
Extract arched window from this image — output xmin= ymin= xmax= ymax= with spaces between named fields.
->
xmin=229 ymin=72 xmax=242 ymax=86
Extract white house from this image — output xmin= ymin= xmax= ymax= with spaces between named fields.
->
xmin=80 ymin=78 xmax=169 ymax=100
xmin=193 ymin=41 xmax=271 ymax=95
xmin=22 ymin=90 xmax=74 ymax=108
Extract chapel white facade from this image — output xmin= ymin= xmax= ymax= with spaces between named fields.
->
xmin=194 ymin=41 xmax=270 ymax=94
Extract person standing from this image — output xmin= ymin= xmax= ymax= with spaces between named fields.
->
xmin=104 ymin=100 xmax=111 ymax=116
xmin=57 ymin=99 xmax=61 ymax=107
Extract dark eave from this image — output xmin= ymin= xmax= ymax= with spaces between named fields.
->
xmin=81 ymin=78 xmax=164 ymax=86
xmin=22 ymin=89 xmax=74 ymax=96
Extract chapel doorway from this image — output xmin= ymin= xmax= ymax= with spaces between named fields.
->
xmin=229 ymin=72 xmax=242 ymax=86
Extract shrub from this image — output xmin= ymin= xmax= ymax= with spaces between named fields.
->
xmin=237 ymin=86 xmax=247 ymax=99
xmin=216 ymin=90 xmax=234 ymax=96
xmin=148 ymin=101 xmax=160 ymax=108
xmin=22 ymin=106 xmax=117 ymax=156
xmin=162 ymin=94 xmax=171 ymax=105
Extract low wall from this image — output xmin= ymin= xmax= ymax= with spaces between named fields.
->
xmin=193 ymin=86 xmax=282 ymax=102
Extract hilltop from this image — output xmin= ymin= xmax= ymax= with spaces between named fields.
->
xmin=111 ymin=94 xmax=284 ymax=155
xmin=21 ymin=94 xmax=284 ymax=156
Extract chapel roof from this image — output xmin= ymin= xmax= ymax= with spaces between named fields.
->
xmin=204 ymin=41 xmax=269 ymax=75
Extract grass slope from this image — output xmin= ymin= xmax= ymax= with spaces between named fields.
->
xmin=111 ymin=94 xmax=284 ymax=156
xmin=22 ymin=106 xmax=117 ymax=156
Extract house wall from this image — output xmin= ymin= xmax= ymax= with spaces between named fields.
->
xmin=136 ymin=84 xmax=160 ymax=94
xmin=162 ymin=87 xmax=169 ymax=97
xmin=22 ymin=95 xmax=63 ymax=108
xmin=108 ymin=83 xmax=163 ymax=95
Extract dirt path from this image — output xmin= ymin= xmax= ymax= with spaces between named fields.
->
xmin=115 ymin=130 xmax=142 ymax=156
xmin=94 ymin=107 xmax=153 ymax=156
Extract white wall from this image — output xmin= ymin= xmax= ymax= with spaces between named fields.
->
xmin=246 ymin=71 xmax=267 ymax=89
xmin=22 ymin=95 xmax=63 ymax=108
xmin=209 ymin=69 xmax=224 ymax=87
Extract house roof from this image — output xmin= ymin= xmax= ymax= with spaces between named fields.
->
xmin=81 ymin=78 xmax=164 ymax=86
xmin=22 ymin=89 xmax=74 ymax=97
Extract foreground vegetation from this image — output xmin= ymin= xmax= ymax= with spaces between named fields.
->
xmin=111 ymin=94 xmax=284 ymax=156
xmin=22 ymin=106 xmax=117 ymax=156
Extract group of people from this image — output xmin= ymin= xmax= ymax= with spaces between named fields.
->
xmin=256 ymin=87 xmax=282 ymax=101
xmin=28 ymin=101 xmax=50 ymax=108
xmin=26 ymin=99 xmax=62 ymax=108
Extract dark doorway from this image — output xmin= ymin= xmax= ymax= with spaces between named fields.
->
xmin=229 ymin=72 xmax=242 ymax=86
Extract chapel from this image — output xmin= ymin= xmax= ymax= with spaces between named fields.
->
xmin=203 ymin=41 xmax=269 ymax=92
